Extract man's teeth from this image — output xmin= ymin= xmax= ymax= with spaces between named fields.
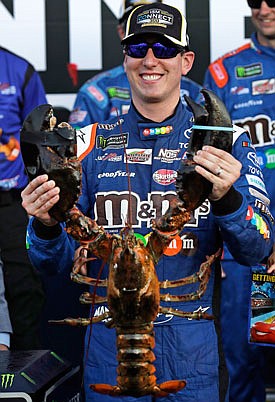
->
xmin=143 ymin=74 xmax=161 ymax=80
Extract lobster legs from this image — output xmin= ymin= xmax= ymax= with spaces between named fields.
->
xmin=70 ymin=249 xmax=220 ymax=319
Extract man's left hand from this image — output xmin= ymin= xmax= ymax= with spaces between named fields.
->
xmin=193 ymin=145 xmax=242 ymax=201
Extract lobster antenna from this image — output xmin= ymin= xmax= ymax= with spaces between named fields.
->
xmin=116 ymin=109 xmax=133 ymax=229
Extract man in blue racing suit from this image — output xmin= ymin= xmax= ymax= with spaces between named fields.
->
xmin=0 ymin=47 xmax=46 ymax=349
xmin=22 ymin=3 xmax=273 ymax=401
xmin=68 ymin=0 xmax=203 ymax=128
xmin=204 ymin=1 xmax=275 ymax=400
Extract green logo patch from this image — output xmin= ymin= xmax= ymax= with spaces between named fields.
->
xmin=236 ymin=63 xmax=262 ymax=78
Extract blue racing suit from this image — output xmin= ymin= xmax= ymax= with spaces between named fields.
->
xmin=0 ymin=47 xmax=47 ymax=349
xmin=204 ymin=32 xmax=275 ymax=402
xmin=26 ymin=101 xmax=273 ymax=402
xmin=0 ymin=47 xmax=47 ymax=191
xmin=69 ymin=64 xmax=203 ymax=127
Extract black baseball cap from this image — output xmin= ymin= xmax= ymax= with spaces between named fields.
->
xmin=121 ymin=3 xmax=189 ymax=48
xmin=119 ymin=0 xmax=162 ymax=24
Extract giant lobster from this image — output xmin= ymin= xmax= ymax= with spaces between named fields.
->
xmin=20 ymin=89 xmax=233 ymax=398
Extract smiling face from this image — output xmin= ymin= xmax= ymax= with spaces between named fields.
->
xmin=123 ymin=34 xmax=194 ymax=120
xmin=251 ymin=1 xmax=275 ymax=47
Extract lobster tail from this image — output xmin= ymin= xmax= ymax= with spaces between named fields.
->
xmin=176 ymin=89 xmax=233 ymax=211
xmin=90 ymin=326 xmax=186 ymax=397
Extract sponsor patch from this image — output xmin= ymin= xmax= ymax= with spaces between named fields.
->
xmin=154 ymin=148 xmax=180 ymax=163
xmin=242 ymin=141 xmax=253 ymax=148
xmin=234 ymin=99 xmax=263 ymax=109
xmin=265 ymin=149 xmax=275 ymax=169
xmin=0 ymin=83 xmax=16 ymax=95
xmin=137 ymin=8 xmax=174 ymax=28
xmin=88 ymin=85 xmax=104 ymax=101
xmin=246 ymin=206 xmax=270 ymax=239
xmin=122 ymin=104 xmax=130 ymax=115
xmin=110 ymin=106 xmax=130 ymax=117
xmin=0 ymin=175 xmax=19 ymax=190
xmin=69 ymin=108 xmax=87 ymax=124
xmin=153 ymin=169 xmax=177 ymax=185
xmin=212 ymin=62 xmax=226 ymax=81
xmin=107 ymin=87 xmax=130 ymax=100
xmin=96 ymin=133 xmax=129 ymax=150
xmin=247 ymin=151 xmax=261 ymax=168
xmin=230 ymin=86 xmax=250 ymax=95
xmin=142 ymin=125 xmax=173 ymax=137
xmin=124 ymin=148 xmax=152 ymax=164
xmin=252 ymin=79 xmax=275 ymax=95
xmin=98 ymin=119 xmax=124 ymax=130
xmin=96 ymin=152 xmax=122 ymax=162
xmin=98 ymin=170 xmax=135 ymax=179
xmin=246 ymin=174 xmax=267 ymax=194
xmin=249 ymin=187 xmax=270 ymax=205
xmin=235 ymin=63 xmax=262 ymax=78
xmin=255 ymin=199 xmax=274 ymax=223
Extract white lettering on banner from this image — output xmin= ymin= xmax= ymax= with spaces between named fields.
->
xmin=0 ymin=0 xmax=253 ymax=108
xmin=0 ymin=0 xmax=119 ymax=71
xmin=209 ymin=0 xmax=251 ymax=61
xmin=0 ymin=0 xmax=185 ymax=73
xmin=69 ymin=0 xmax=102 ymax=70
xmin=0 ymin=0 xmax=46 ymax=69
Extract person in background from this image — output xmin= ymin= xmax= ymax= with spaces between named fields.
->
xmin=0 ymin=258 xmax=12 ymax=350
xmin=0 ymin=46 xmax=46 ymax=350
xmin=204 ymin=1 xmax=275 ymax=400
xmin=69 ymin=0 xmax=203 ymax=128
xmin=21 ymin=3 xmax=273 ymax=401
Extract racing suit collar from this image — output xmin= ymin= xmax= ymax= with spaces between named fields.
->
xmin=126 ymin=100 xmax=193 ymax=141
xmin=251 ymin=31 xmax=275 ymax=57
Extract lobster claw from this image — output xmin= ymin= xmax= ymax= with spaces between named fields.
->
xmin=176 ymin=89 xmax=233 ymax=211
xmin=20 ymin=104 xmax=81 ymax=221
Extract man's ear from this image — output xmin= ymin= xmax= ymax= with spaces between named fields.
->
xmin=117 ymin=24 xmax=125 ymax=41
xmin=181 ymin=51 xmax=195 ymax=75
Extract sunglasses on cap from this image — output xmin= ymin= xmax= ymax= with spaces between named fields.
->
xmin=247 ymin=0 xmax=275 ymax=8
xmin=124 ymin=42 xmax=183 ymax=59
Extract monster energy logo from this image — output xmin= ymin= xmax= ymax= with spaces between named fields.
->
xmin=96 ymin=133 xmax=129 ymax=150
xmin=1 ymin=373 xmax=15 ymax=388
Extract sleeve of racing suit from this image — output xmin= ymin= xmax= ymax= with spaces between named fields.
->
xmin=26 ymin=136 xmax=96 ymax=277
xmin=203 ymin=62 xmax=228 ymax=104
xmin=212 ymin=127 xmax=274 ymax=265
xmin=26 ymin=218 xmax=77 ymax=276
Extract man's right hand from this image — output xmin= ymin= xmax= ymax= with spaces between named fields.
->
xmin=21 ymin=174 xmax=60 ymax=226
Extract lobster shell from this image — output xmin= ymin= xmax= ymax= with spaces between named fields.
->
xmin=20 ymin=104 xmax=81 ymax=222
xmin=176 ymin=89 xmax=233 ymax=211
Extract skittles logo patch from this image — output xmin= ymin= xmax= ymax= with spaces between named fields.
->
xmin=143 ymin=126 xmax=173 ymax=137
